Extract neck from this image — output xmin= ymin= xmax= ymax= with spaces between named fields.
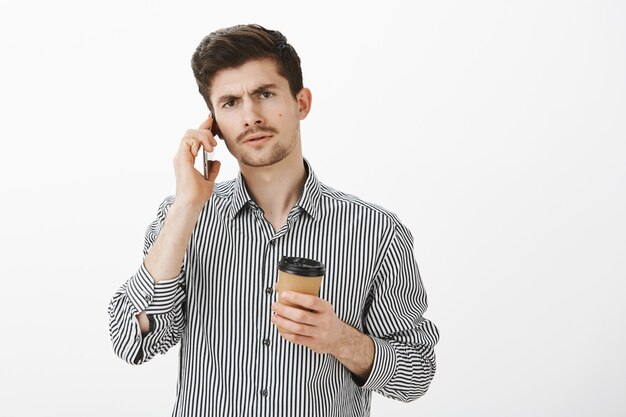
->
xmin=240 ymin=150 xmax=307 ymax=231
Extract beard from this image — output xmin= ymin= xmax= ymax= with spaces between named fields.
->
xmin=240 ymin=141 xmax=291 ymax=167
xmin=224 ymin=132 xmax=299 ymax=168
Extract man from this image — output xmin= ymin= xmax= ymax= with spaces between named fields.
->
xmin=109 ymin=24 xmax=439 ymax=416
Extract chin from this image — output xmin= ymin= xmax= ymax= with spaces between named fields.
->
xmin=241 ymin=156 xmax=286 ymax=168
xmin=241 ymin=157 xmax=283 ymax=168
xmin=240 ymin=147 xmax=291 ymax=168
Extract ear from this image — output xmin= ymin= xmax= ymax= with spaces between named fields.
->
xmin=296 ymin=87 xmax=312 ymax=120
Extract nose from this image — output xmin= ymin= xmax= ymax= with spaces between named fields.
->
xmin=242 ymin=98 xmax=264 ymax=128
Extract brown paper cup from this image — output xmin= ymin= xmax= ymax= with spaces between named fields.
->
xmin=275 ymin=256 xmax=325 ymax=334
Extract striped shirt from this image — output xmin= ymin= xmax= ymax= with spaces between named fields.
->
xmin=108 ymin=159 xmax=439 ymax=417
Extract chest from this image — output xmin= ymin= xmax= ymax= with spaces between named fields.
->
xmin=183 ymin=212 xmax=386 ymax=329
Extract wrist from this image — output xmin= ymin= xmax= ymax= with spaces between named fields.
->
xmin=330 ymin=322 xmax=375 ymax=381
xmin=171 ymin=198 xmax=205 ymax=217
xmin=330 ymin=321 xmax=364 ymax=360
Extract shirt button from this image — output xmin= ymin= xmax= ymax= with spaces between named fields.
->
xmin=263 ymin=338 xmax=270 ymax=347
xmin=265 ymin=287 xmax=272 ymax=295
xmin=144 ymin=294 xmax=152 ymax=302
xmin=135 ymin=335 xmax=141 ymax=342
xmin=260 ymin=389 xmax=268 ymax=397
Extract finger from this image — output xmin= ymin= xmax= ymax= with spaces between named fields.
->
xmin=198 ymin=114 xmax=214 ymax=130
xmin=201 ymin=130 xmax=218 ymax=147
xmin=180 ymin=132 xmax=197 ymax=150
xmin=181 ymin=132 xmax=215 ymax=157
xmin=271 ymin=312 xmax=315 ymax=336
xmin=272 ymin=301 xmax=317 ymax=325
xmin=277 ymin=329 xmax=314 ymax=347
xmin=199 ymin=116 xmax=219 ymax=141
xmin=191 ymin=139 xmax=201 ymax=157
xmin=200 ymin=115 xmax=222 ymax=143
xmin=200 ymin=136 xmax=218 ymax=156
xmin=188 ymin=128 xmax=218 ymax=147
xmin=179 ymin=136 xmax=201 ymax=158
xmin=280 ymin=292 xmax=323 ymax=312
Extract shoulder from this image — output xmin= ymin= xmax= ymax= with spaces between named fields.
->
xmin=318 ymin=182 xmax=409 ymax=234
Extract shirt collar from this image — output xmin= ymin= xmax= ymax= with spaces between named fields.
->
xmin=228 ymin=158 xmax=321 ymax=221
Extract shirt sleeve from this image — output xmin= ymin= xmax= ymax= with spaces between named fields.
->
xmin=107 ymin=196 xmax=187 ymax=365
xmin=359 ymin=221 xmax=439 ymax=402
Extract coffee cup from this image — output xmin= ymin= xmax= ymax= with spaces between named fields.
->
xmin=276 ymin=256 xmax=325 ymax=332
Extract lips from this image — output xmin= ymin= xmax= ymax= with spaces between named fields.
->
xmin=244 ymin=133 xmax=272 ymax=143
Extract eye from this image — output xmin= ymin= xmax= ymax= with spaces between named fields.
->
xmin=222 ymin=99 xmax=236 ymax=109
xmin=259 ymin=91 xmax=274 ymax=99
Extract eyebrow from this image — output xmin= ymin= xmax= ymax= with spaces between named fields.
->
xmin=216 ymin=83 xmax=279 ymax=105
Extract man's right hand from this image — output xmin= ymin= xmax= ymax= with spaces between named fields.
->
xmin=173 ymin=115 xmax=221 ymax=210
xmin=141 ymin=116 xmax=222 ymax=292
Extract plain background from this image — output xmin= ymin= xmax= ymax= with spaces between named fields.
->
xmin=1 ymin=1 xmax=625 ymax=416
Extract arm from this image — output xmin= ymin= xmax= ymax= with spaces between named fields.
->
xmin=135 ymin=200 xmax=206 ymax=332
xmin=108 ymin=198 xmax=197 ymax=364
xmin=108 ymin=116 xmax=221 ymax=364
xmin=359 ymin=222 xmax=439 ymax=402
xmin=271 ymin=222 xmax=439 ymax=401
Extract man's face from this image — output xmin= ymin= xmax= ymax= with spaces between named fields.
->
xmin=209 ymin=58 xmax=310 ymax=168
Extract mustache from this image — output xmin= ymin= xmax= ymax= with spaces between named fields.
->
xmin=236 ymin=126 xmax=279 ymax=143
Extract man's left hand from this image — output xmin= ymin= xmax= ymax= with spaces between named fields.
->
xmin=270 ymin=291 xmax=347 ymax=355
xmin=271 ymin=291 xmax=375 ymax=380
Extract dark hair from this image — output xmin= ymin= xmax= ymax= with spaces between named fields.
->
xmin=191 ymin=24 xmax=304 ymax=113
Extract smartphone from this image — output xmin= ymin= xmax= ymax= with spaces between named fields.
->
xmin=203 ymin=114 xmax=221 ymax=180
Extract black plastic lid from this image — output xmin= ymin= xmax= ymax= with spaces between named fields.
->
xmin=278 ymin=256 xmax=325 ymax=277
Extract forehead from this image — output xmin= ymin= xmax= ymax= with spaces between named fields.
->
xmin=210 ymin=58 xmax=289 ymax=97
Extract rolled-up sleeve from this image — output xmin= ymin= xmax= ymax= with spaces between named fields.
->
xmin=107 ymin=196 xmax=187 ymax=364
xmin=360 ymin=222 xmax=439 ymax=402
